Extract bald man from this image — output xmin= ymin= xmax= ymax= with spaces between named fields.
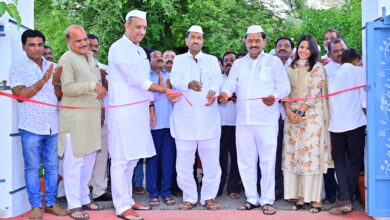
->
xmin=58 ymin=25 xmax=107 ymax=220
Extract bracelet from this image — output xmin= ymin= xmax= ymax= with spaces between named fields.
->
xmin=31 ymin=86 xmax=38 ymax=93
xmin=53 ymin=82 xmax=61 ymax=87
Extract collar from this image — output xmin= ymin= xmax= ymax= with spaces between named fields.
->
xmin=151 ymin=69 xmax=167 ymax=75
xmin=245 ymin=51 xmax=265 ymax=60
xmin=25 ymin=55 xmax=51 ymax=70
xmin=122 ymin=35 xmax=137 ymax=47
xmin=186 ymin=51 xmax=204 ymax=60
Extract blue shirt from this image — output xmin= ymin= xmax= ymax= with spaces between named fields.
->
xmin=150 ymin=70 xmax=173 ymax=130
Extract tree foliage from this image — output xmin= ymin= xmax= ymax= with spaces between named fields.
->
xmin=0 ymin=0 xmax=21 ymax=27
xmin=35 ymin=0 xmax=362 ymax=62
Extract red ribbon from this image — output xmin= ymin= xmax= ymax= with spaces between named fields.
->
xmin=220 ymin=85 xmax=366 ymax=102
xmin=0 ymin=85 xmax=365 ymax=109
xmin=0 ymin=91 xmax=189 ymax=109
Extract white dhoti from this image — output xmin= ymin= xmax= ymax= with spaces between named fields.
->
xmin=63 ymin=133 xmax=97 ymax=209
xmin=90 ymin=124 xmax=109 ymax=198
xmin=175 ymin=138 xmax=221 ymax=205
xmin=236 ymin=125 xmax=278 ymax=206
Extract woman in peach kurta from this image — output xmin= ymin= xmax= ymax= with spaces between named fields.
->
xmin=282 ymin=35 xmax=333 ymax=213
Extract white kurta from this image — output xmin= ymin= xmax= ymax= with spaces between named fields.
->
xmin=222 ymin=52 xmax=290 ymax=206
xmin=107 ymin=35 xmax=156 ymax=161
xmin=170 ymin=51 xmax=222 ymax=140
xmin=222 ymin=52 xmax=291 ymax=125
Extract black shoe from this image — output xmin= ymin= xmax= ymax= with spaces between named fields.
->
xmin=94 ymin=192 xmax=112 ymax=201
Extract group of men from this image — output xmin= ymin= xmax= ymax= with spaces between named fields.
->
xmin=9 ymin=7 xmax=364 ymax=220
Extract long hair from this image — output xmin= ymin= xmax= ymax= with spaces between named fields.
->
xmin=291 ymin=34 xmax=320 ymax=71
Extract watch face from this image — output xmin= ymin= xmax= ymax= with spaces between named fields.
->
xmin=297 ymin=110 xmax=303 ymax=115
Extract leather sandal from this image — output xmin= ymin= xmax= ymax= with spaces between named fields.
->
xmin=29 ymin=207 xmax=42 ymax=219
xmin=148 ymin=198 xmax=160 ymax=207
xmin=81 ymin=202 xmax=104 ymax=211
xmin=238 ymin=202 xmax=259 ymax=210
xmin=179 ymin=201 xmax=196 ymax=210
xmin=163 ymin=197 xmax=176 ymax=206
xmin=228 ymin=192 xmax=240 ymax=199
xmin=204 ymin=199 xmax=220 ymax=210
xmin=68 ymin=208 xmax=89 ymax=220
xmin=117 ymin=208 xmax=143 ymax=220
xmin=262 ymin=204 xmax=276 ymax=215
xmin=132 ymin=202 xmax=151 ymax=210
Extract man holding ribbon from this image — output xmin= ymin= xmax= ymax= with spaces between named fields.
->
xmin=218 ymin=25 xmax=290 ymax=215
xmin=170 ymin=25 xmax=222 ymax=210
xmin=107 ymin=10 xmax=179 ymax=220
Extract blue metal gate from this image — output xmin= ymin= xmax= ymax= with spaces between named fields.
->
xmin=366 ymin=11 xmax=390 ymax=217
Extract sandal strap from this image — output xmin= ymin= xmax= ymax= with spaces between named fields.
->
xmin=120 ymin=208 xmax=139 ymax=218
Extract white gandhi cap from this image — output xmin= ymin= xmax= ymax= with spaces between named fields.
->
xmin=246 ymin=25 xmax=264 ymax=34
xmin=125 ymin=9 xmax=146 ymax=21
xmin=187 ymin=25 xmax=203 ymax=34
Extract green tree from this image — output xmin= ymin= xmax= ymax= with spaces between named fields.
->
xmin=35 ymin=0 xmax=283 ymax=61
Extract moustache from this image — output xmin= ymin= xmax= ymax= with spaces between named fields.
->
xmin=80 ymin=45 xmax=88 ymax=49
xmin=278 ymin=49 xmax=287 ymax=53
xmin=157 ymin=59 xmax=163 ymax=63
xmin=225 ymin=64 xmax=232 ymax=67
xmin=250 ymin=46 xmax=259 ymax=49
xmin=166 ymin=60 xmax=173 ymax=64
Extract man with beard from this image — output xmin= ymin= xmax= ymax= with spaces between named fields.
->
xmin=274 ymin=37 xmax=294 ymax=199
xmin=146 ymin=49 xmax=176 ymax=207
xmin=218 ymin=25 xmax=290 ymax=215
xmin=217 ymin=51 xmax=242 ymax=199
xmin=170 ymin=25 xmax=222 ymax=210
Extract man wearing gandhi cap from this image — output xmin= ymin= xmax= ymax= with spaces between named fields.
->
xmin=219 ymin=25 xmax=290 ymax=215
xmin=170 ymin=25 xmax=222 ymax=210
xmin=107 ymin=9 xmax=179 ymax=220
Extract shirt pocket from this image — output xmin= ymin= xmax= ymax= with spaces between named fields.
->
xmin=258 ymin=67 xmax=272 ymax=81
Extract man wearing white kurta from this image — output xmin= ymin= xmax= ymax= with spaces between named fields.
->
xmin=107 ymin=10 xmax=179 ymax=220
xmin=219 ymin=25 xmax=290 ymax=215
xmin=170 ymin=25 xmax=222 ymax=210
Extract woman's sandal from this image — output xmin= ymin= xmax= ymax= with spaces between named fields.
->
xmin=292 ymin=202 xmax=305 ymax=210
xmin=310 ymin=205 xmax=322 ymax=213
xmin=262 ymin=204 xmax=276 ymax=215
xmin=68 ymin=208 xmax=89 ymax=220
xmin=163 ymin=197 xmax=176 ymax=206
xmin=237 ymin=202 xmax=259 ymax=210
xmin=117 ymin=208 xmax=143 ymax=220
xmin=148 ymin=198 xmax=160 ymax=207
xmin=81 ymin=202 xmax=104 ymax=211
xmin=179 ymin=201 xmax=196 ymax=210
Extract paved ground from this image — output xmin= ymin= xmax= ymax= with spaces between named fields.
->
xmin=57 ymin=189 xmax=364 ymax=211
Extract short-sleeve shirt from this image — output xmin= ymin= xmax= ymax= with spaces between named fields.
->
xmin=9 ymin=56 xmax=58 ymax=135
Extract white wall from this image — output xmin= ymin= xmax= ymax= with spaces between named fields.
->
xmin=0 ymin=0 xmax=34 ymax=86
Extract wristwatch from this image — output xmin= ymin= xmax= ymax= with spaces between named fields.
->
xmin=297 ymin=110 xmax=304 ymax=116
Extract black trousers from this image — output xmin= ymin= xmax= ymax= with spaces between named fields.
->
xmin=331 ymin=125 xmax=366 ymax=201
xmin=218 ymin=126 xmax=242 ymax=194
xmin=323 ymin=168 xmax=337 ymax=199
xmin=275 ymin=116 xmax=284 ymax=197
